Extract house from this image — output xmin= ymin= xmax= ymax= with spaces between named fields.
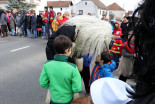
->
xmin=107 ymin=2 xmax=125 ymax=20
xmin=0 ymin=0 xmax=8 ymax=9
xmin=47 ymin=0 xmax=73 ymax=14
xmin=126 ymin=10 xmax=133 ymax=16
xmin=71 ymin=0 xmax=108 ymax=19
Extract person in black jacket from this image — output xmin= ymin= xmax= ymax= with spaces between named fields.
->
xmin=26 ymin=11 xmax=32 ymax=38
xmin=31 ymin=11 xmax=37 ymax=38
xmin=0 ymin=9 xmax=7 ymax=37
xmin=21 ymin=10 xmax=27 ymax=37
xmin=121 ymin=16 xmax=130 ymax=42
xmin=127 ymin=0 xmax=155 ymax=103
xmin=36 ymin=13 xmax=43 ymax=37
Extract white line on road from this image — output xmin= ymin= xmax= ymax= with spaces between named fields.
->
xmin=10 ymin=46 xmax=30 ymax=52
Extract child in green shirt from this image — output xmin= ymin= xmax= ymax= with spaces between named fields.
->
xmin=39 ymin=35 xmax=82 ymax=104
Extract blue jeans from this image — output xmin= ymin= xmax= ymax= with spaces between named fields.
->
xmin=11 ymin=28 xmax=15 ymax=36
xmin=27 ymin=29 xmax=32 ymax=37
xmin=22 ymin=24 xmax=27 ymax=36
xmin=42 ymin=26 xmax=46 ymax=37
xmin=45 ymin=23 xmax=50 ymax=38
xmin=33 ymin=29 xmax=37 ymax=38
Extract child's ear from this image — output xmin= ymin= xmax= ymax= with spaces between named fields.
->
xmin=64 ymin=49 xmax=68 ymax=54
xmin=67 ymin=48 xmax=71 ymax=52
xmin=101 ymin=60 xmax=104 ymax=63
xmin=65 ymin=48 xmax=70 ymax=53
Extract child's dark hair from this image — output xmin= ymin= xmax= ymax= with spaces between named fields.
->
xmin=128 ymin=0 xmax=155 ymax=99
xmin=53 ymin=35 xmax=72 ymax=54
xmin=100 ymin=51 xmax=113 ymax=63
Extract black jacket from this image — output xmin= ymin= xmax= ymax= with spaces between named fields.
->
xmin=46 ymin=25 xmax=76 ymax=60
xmin=127 ymin=92 xmax=155 ymax=104
xmin=121 ymin=21 xmax=132 ymax=42
xmin=36 ymin=15 xmax=43 ymax=28
xmin=26 ymin=16 xmax=31 ymax=29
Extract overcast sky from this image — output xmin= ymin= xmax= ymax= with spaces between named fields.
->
xmin=74 ymin=0 xmax=143 ymax=11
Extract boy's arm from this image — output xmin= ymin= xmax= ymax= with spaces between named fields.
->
xmin=72 ymin=67 xmax=82 ymax=93
xmin=100 ymin=68 xmax=114 ymax=78
xmin=39 ymin=65 xmax=50 ymax=89
xmin=90 ymin=64 xmax=98 ymax=86
xmin=122 ymin=48 xmax=134 ymax=57
xmin=109 ymin=60 xmax=116 ymax=72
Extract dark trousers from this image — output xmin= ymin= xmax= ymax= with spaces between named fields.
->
xmin=1 ymin=25 xmax=7 ymax=36
xmin=80 ymin=66 xmax=90 ymax=94
xmin=46 ymin=46 xmax=55 ymax=60
xmin=45 ymin=23 xmax=50 ymax=38
xmin=51 ymin=27 xmax=55 ymax=35
xmin=119 ymin=75 xmax=127 ymax=82
xmin=112 ymin=54 xmax=121 ymax=67
xmin=7 ymin=22 xmax=11 ymax=32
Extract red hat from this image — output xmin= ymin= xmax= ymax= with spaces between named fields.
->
xmin=115 ymin=21 xmax=120 ymax=25
xmin=6 ymin=10 xmax=10 ymax=13
xmin=115 ymin=31 xmax=122 ymax=36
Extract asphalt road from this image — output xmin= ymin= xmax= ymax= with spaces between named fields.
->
xmin=0 ymin=36 xmax=48 ymax=104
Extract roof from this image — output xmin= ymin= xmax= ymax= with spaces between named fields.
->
xmin=91 ymin=0 xmax=107 ymax=10
xmin=0 ymin=0 xmax=8 ymax=3
xmin=107 ymin=2 xmax=125 ymax=11
xmin=47 ymin=1 xmax=72 ymax=7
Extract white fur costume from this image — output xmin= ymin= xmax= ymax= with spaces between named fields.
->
xmin=62 ymin=15 xmax=112 ymax=71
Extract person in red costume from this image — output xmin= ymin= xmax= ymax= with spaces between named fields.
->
xmin=113 ymin=22 xmax=122 ymax=35
xmin=110 ymin=31 xmax=123 ymax=67
xmin=49 ymin=6 xmax=56 ymax=34
xmin=57 ymin=12 xmax=70 ymax=25
xmin=44 ymin=6 xmax=50 ymax=38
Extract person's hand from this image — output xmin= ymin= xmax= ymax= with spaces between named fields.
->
xmin=134 ymin=53 xmax=136 ymax=57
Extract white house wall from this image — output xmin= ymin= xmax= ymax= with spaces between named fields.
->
xmin=109 ymin=10 xmax=125 ymax=20
xmin=31 ymin=0 xmax=47 ymax=15
xmin=71 ymin=1 xmax=98 ymax=17
xmin=98 ymin=9 xmax=108 ymax=19
xmin=0 ymin=3 xmax=7 ymax=10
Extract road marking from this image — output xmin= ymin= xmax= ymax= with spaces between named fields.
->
xmin=10 ymin=46 xmax=30 ymax=52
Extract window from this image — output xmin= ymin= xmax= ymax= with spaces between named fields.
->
xmin=79 ymin=10 xmax=83 ymax=15
xmin=85 ymin=2 xmax=87 ymax=5
xmin=102 ymin=11 xmax=104 ymax=15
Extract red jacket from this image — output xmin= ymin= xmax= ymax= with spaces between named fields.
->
xmin=123 ymin=41 xmax=135 ymax=53
xmin=44 ymin=11 xmax=49 ymax=23
xmin=110 ymin=38 xmax=123 ymax=54
xmin=57 ymin=16 xmax=68 ymax=25
xmin=49 ymin=11 xmax=56 ymax=23
xmin=113 ymin=27 xmax=122 ymax=35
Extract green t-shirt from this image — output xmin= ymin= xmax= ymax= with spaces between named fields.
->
xmin=39 ymin=55 xmax=82 ymax=103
